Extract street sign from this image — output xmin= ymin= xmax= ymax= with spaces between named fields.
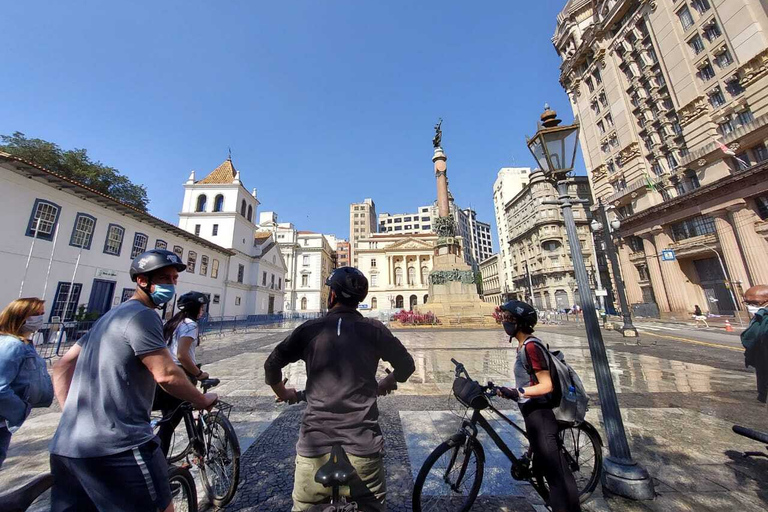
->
xmin=661 ymin=249 xmax=676 ymax=261
xmin=595 ymin=289 xmax=608 ymax=297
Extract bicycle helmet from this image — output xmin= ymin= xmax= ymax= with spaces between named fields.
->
xmin=130 ymin=249 xmax=187 ymax=282
xmin=499 ymin=300 xmax=538 ymax=330
xmin=177 ymin=291 xmax=209 ymax=310
xmin=325 ymin=267 xmax=368 ymax=303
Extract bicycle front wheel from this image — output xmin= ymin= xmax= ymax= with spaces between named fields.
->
xmin=199 ymin=412 xmax=241 ymax=507
xmin=412 ymin=438 xmax=484 ymax=512
xmin=168 ymin=465 xmax=198 ymax=512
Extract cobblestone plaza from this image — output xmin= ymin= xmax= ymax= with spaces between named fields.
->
xmin=4 ymin=324 xmax=768 ymax=511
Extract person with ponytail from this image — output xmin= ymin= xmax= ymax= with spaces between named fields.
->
xmin=154 ymin=291 xmax=210 ymax=456
xmin=0 ymin=297 xmax=53 ymax=468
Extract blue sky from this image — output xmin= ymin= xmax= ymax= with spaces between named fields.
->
xmin=1 ymin=1 xmax=580 ymax=248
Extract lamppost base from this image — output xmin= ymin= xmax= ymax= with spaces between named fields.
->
xmin=619 ymin=327 xmax=638 ymax=338
xmin=602 ymin=456 xmax=655 ymax=500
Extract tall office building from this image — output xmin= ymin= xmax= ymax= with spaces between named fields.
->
xmin=554 ymin=0 xmax=768 ymax=318
xmin=492 ymin=167 xmax=532 ymax=299
xmin=349 ymin=198 xmax=377 ymax=267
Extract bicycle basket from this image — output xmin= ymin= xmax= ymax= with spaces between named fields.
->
xmin=452 ymin=377 xmax=489 ymax=410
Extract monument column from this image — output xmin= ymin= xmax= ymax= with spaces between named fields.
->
xmin=652 ymin=227 xmax=690 ymax=313
xmin=711 ymin=209 xmax=751 ymax=293
xmin=640 ymin=232 xmax=670 ymax=313
xmin=731 ymin=204 xmax=768 ymax=285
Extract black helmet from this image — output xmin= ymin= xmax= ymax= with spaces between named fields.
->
xmin=499 ymin=300 xmax=538 ymax=329
xmin=325 ymin=267 xmax=368 ymax=303
xmin=177 ymin=291 xmax=209 ymax=310
xmin=130 ymin=249 xmax=187 ymax=282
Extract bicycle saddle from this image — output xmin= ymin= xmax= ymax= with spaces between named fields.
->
xmin=314 ymin=445 xmax=356 ymax=488
xmin=0 ymin=472 xmax=54 ymax=512
xmin=200 ymin=378 xmax=220 ymax=389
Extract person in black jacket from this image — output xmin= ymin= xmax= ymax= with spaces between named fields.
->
xmin=743 ymin=285 xmax=768 ymax=403
xmin=264 ymin=267 xmax=415 ymax=512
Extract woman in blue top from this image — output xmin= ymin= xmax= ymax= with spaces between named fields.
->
xmin=0 ymin=297 xmax=54 ymax=468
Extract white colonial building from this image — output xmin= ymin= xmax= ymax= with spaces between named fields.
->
xmin=479 ymin=254 xmax=502 ymax=305
xmin=355 ymin=233 xmax=437 ymax=312
xmin=257 ymin=212 xmax=335 ymax=313
xmin=0 ymin=152 xmax=285 ymax=321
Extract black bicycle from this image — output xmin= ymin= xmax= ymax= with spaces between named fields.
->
xmin=152 ymin=378 xmax=241 ymax=508
xmin=412 ymin=358 xmax=603 ymax=512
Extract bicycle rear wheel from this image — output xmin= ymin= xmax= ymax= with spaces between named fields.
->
xmin=534 ymin=421 xmax=603 ymax=503
xmin=199 ymin=411 xmax=241 ymax=507
xmin=168 ymin=465 xmax=198 ymax=512
xmin=412 ymin=439 xmax=484 ymax=512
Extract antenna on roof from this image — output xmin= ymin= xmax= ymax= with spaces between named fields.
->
xmin=228 ymin=147 xmax=232 ymax=161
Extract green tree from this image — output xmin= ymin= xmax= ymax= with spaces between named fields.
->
xmin=1 ymin=132 xmax=149 ymax=211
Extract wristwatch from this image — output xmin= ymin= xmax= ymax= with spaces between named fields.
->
xmin=517 ymin=387 xmax=526 ymax=397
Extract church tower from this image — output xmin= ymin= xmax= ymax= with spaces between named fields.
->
xmin=178 ymin=157 xmax=260 ymax=255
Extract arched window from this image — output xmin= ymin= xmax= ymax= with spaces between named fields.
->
xmin=240 ymin=199 xmax=247 ymax=217
xmin=408 ymin=267 xmax=416 ymax=285
xmin=395 ymin=295 xmax=404 ymax=309
xmin=214 ymin=194 xmax=224 ymax=212
xmin=395 ymin=267 xmax=403 ymax=286
xmin=409 ymin=295 xmax=418 ymax=311
xmin=371 ymin=297 xmax=377 ymax=309
xmin=423 ymin=294 xmax=428 ymax=304
xmin=421 ymin=266 xmax=429 ymax=284
xmin=195 ymin=195 xmax=207 ymax=212
xmin=300 ymin=297 xmax=307 ymax=310
xmin=247 ymin=204 xmax=253 ymax=222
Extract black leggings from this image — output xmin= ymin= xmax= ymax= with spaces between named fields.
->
xmin=523 ymin=406 xmax=581 ymax=512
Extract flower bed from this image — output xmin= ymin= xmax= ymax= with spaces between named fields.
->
xmin=391 ymin=310 xmax=440 ymax=325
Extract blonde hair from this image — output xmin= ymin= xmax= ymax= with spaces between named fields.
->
xmin=0 ymin=298 xmax=45 ymax=338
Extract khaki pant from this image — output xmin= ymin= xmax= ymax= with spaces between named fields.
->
xmin=291 ymin=452 xmax=386 ymax=512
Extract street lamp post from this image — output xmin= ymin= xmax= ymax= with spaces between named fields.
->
xmin=591 ymin=200 xmax=638 ymax=337
xmin=526 ymin=105 xmax=654 ymax=500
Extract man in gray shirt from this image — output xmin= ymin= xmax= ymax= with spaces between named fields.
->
xmin=50 ymin=250 xmax=217 ymax=512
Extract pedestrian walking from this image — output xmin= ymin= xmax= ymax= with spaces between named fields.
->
xmin=495 ymin=300 xmax=581 ymax=512
xmin=693 ymin=305 xmax=708 ymax=328
xmin=49 ymin=250 xmax=218 ymax=512
xmin=0 ymin=297 xmax=53 ymax=468
xmin=265 ymin=267 xmax=415 ymax=511
xmin=742 ymin=285 xmax=768 ymax=404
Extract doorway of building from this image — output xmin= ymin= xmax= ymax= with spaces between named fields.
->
xmin=268 ymin=295 xmax=275 ymax=314
xmin=555 ymin=290 xmax=569 ymax=310
xmin=87 ymin=279 xmax=116 ymax=318
xmin=693 ymin=257 xmax=735 ymax=314
xmin=409 ymin=295 xmax=417 ymax=311
xmin=395 ymin=295 xmax=404 ymax=309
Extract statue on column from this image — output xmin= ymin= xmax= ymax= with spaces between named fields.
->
xmin=432 ymin=118 xmax=443 ymax=148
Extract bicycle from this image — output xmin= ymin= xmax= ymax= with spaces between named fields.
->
xmin=152 ymin=378 xmax=241 ymax=508
xmin=732 ymin=424 xmax=768 ymax=459
xmin=412 ymin=358 xmax=603 ymax=512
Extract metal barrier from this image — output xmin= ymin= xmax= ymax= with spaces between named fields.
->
xmin=198 ymin=312 xmax=325 ymax=338
xmin=34 ymin=321 xmax=96 ymax=360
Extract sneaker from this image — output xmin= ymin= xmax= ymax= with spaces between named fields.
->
xmin=758 ymin=394 xmax=767 ymax=404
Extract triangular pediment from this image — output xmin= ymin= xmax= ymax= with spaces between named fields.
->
xmin=384 ymin=237 xmax=435 ymax=251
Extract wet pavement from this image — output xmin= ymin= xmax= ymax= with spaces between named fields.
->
xmin=2 ymin=324 xmax=767 ymax=511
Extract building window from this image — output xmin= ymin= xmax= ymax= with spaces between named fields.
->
xmin=211 ymin=259 xmax=220 ymax=279
xmin=670 ymin=215 xmax=716 ymax=241
xmin=687 ymin=35 xmax=704 ymax=55
xmin=26 ymin=199 xmax=61 ymax=241
xmin=120 ymin=288 xmax=134 ymax=303
xmin=371 ymin=297 xmax=377 ymax=309
xmin=666 ymin=153 xmax=678 ymax=170
xmin=714 ymin=49 xmax=733 ymax=69
xmin=585 ymin=77 xmax=594 ymax=93
xmin=726 ymin=76 xmax=745 ymax=96
xmin=301 ymin=274 xmax=308 ymax=287
xmin=155 ymin=239 xmax=167 ymax=250
xmin=173 ymin=245 xmax=183 ymax=259
xmin=300 ymin=297 xmax=307 ymax=310
xmin=718 ymin=119 xmax=734 ymax=136
xmin=651 ymin=161 xmax=663 ymax=176
xmin=752 ymin=144 xmax=768 ymax=163
xmin=708 ymin=87 xmax=725 ymax=108
xmin=698 ymin=61 xmax=715 ymax=82
xmin=240 ymin=199 xmax=246 ymax=217
xmin=186 ymin=251 xmax=197 ymax=273
xmin=597 ymin=120 xmax=605 ymax=134
xmin=756 ymin=196 xmax=768 ymax=220
xmin=677 ymin=6 xmax=694 ymax=31
xmin=196 ymin=195 xmax=207 ymax=212
xmin=247 ymin=205 xmax=253 ymax=222
xmin=194 ymin=224 xmax=201 ymax=236
xmin=371 ymin=258 xmax=377 ymax=268
xmin=50 ymin=282 xmax=82 ymax=322
xmin=371 ymin=274 xmax=378 ymax=287
xmin=214 ymin=194 xmax=224 ymax=212
xmin=262 ymin=271 xmax=267 ymax=286
xmin=692 ymin=0 xmax=710 ymax=14
xmin=213 ymin=294 xmax=220 ymax=304
xmin=736 ymin=109 xmax=755 ymax=127
xmin=278 ymin=277 xmax=282 ymax=289
xmin=235 ymin=297 xmax=241 ymax=306
xmin=303 ymin=255 xmax=310 ymax=266
xmin=104 ymin=224 xmax=125 ymax=256
xmin=237 ymin=264 xmax=244 ymax=283
xmin=70 ymin=213 xmax=97 ymax=249
xmin=200 ymin=255 xmax=209 ymax=276
xmin=271 ymin=274 xmax=275 ymax=288
xmin=702 ymin=20 xmax=722 ymax=42
xmin=212 ymin=224 xmax=218 ymax=236
xmin=130 ymin=232 xmax=148 ymax=258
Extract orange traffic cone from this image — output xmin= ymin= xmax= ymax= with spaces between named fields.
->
xmin=725 ymin=319 xmax=734 ymax=332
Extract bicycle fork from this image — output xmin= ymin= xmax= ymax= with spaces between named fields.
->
xmin=443 ymin=423 xmax=477 ymax=492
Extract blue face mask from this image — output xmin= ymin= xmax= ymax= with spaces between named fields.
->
xmin=150 ymin=284 xmax=175 ymax=306
xmin=502 ymin=321 xmax=518 ymax=337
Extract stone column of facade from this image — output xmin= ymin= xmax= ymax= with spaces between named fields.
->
xmin=417 ymin=256 xmax=424 ymax=286
xmin=711 ymin=210 xmax=752 ymax=294
xmin=387 ymin=255 xmax=393 ymax=286
xmin=617 ymin=241 xmax=644 ymax=305
xmin=652 ymin=228 xmax=690 ymax=314
xmin=640 ymin=233 xmax=671 ymax=313
xmin=731 ymin=205 xmax=768 ymax=286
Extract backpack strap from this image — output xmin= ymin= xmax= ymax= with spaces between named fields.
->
xmin=520 ymin=336 xmax=550 ymax=378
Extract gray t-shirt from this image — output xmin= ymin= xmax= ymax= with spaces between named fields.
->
xmin=50 ymin=300 xmax=167 ymax=458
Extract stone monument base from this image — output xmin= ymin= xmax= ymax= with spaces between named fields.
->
xmin=415 ymin=253 xmax=496 ymax=325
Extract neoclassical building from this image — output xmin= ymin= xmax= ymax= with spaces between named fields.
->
xmin=555 ymin=0 xmax=768 ymax=318
xmin=355 ymin=233 xmax=437 ymax=311
xmin=479 ymin=254 xmax=502 ymax=305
